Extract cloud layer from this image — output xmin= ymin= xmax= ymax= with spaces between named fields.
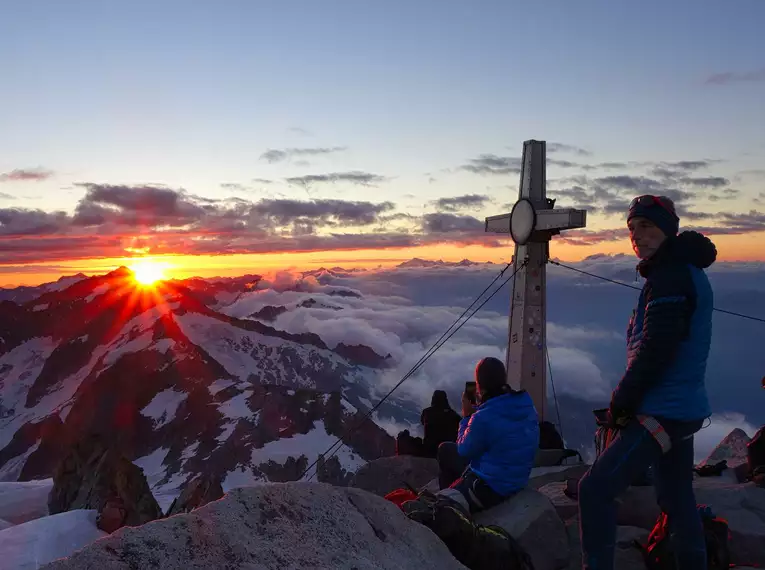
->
xmin=215 ymin=259 xmax=765 ymax=456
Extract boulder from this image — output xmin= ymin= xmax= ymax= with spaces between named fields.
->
xmin=538 ymin=481 xmax=579 ymax=521
xmin=165 ymin=474 xmax=224 ymax=517
xmin=0 ymin=518 xmax=13 ymax=531
xmin=47 ymin=434 xmax=162 ymax=532
xmin=529 ymin=463 xmax=589 ymax=490
xmin=350 ymin=456 xmax=439 ymax=497
xmin=41 ymin=483 xmax=468 ymax=570
xmin=475 ymin=488 xmax=569 ymax=570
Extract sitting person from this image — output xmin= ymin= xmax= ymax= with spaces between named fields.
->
xmin=437 ymin=356 xmax=539 ymax=513
xmin=420 ymin=389 xmax=461 ymax=458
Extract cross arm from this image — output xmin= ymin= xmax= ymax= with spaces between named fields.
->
xmin=485 ymin=207 xmax=586 ymax=235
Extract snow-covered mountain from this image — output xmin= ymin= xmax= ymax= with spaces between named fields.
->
xmin=0 ymin=267 xmax=409 ymax=502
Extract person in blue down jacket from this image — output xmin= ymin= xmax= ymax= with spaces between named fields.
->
xmin=437 ymin=356 xmax=539 ymax=514
xmin=578 ymin=195 xmax=717 ymax=570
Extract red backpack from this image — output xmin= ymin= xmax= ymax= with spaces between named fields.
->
xmin=638 ymin=505 xmax=731 ymax=570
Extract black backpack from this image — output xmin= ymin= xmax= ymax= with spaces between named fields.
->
xmin=403 ymin=493 xmax=535 ymax=570
xmin=638 ymin=505 xmax=731 ymax=570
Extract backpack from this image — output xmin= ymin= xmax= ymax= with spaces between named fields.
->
xmin=638 ymin=505 xmax=731 ymax=570
xmin=401 ymin=492 xmax=535 ymax=570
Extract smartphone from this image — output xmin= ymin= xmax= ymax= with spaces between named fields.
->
xmin=465 ymin=381 xmax=477 ymax=403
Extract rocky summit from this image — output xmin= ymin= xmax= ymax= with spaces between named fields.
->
xmin=41 ymin=483 xmax=467 ymax=570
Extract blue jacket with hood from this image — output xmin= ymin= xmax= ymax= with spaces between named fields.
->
xmin=611 ymin=230 xmax=716 ymax=422
xmin=456 ymin=389 xmax=539 ymax=496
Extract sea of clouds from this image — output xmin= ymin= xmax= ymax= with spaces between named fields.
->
xmin=223 ymin=255 xmax=765 ymax=461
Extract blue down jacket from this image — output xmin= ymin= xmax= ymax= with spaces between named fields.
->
xmin=456 ymin=390 xmax=539 ymax=496
xmin=611 ymin=231 xmax=716 ymax=421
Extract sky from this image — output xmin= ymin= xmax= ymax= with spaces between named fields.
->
xmin=1 ymin=0 xmax=764 ymax=286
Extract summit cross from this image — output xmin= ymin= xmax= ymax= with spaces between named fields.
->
xmin=485 ymin=139 xmax=587 ymax=421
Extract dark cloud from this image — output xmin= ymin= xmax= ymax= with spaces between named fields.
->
xmin=285 ymin=171 xmax=388 ymax=187
xmin=0 ymin=192 xmax=15 ymax=200
xmin=0 ymin=168 xmax=55 ymax=183
xmin=72 ymin=183 xmax=208 ymax=227
xmin=547 ymin=143 xmax=592 ymax=156
xmin=709 ymin=188 xmax=741 ymax=201
xmin=0 ymin=208 xmax=70 ymax=236
xmin=432 ymin=194 xmax=491 ymax=212
xmin=251 ymin=198 xmax=395 ymax=227
xmin=260 ymin=147 xmax=347 ymax=163
xmin=459 ymin=154 xmax=522 ymax=176
xmin=251 ymin=178 xmax=274 ymax=185
xmin=220 ymin=183 xmax=250 ymax=192
xmin=705 ymin=68 xmax=765 ymax=85
xmin=422 ymin=213 xmax=484 ymax=234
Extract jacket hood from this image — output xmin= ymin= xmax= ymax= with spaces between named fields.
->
xmin=479 ymin=390 xmax=535 ymax=419
xmin=639 ymin=230 xmax=717 ymax=276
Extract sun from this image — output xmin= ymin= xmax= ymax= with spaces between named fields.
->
xmin=129 ymin=260 xmax=169 ymax=286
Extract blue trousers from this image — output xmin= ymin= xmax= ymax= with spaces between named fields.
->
xmin=578 ymin=417 xmax=706 ymax=570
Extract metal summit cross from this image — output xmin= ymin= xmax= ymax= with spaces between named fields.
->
xmin=485 ymin=140 xmax=587 ymax=421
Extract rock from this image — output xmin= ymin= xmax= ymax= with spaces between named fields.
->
xmin=41 ymin=483 xmax=468 ymax=570
xmin=0 ymin=518 xmax=13 ymax=530
xmin=350 ymin=456 xmax=439 ymax=497
xmin=566 ymin=517 xmax=648 ymax=570
xmin=475 ymin=488 xmax=569 ymax=570
xmin=47 ymin=434 xmax=162 ymax=532
xmin=538 ymin=481 xmax=579 ymax=520
xmin=699 ymin=428 xmax=751 ymax=469
xmin=165 ymin=474 xmax=224 ymax=517
xmin=529 ymin=463 xmax=589 ymax=490
xmin=694 ymin=482 xmax=765 ymax=567
xmin=97 ymin=497 xmax=127 ymax=533
xmin=615 ymin=485 xmax=661 ymax=530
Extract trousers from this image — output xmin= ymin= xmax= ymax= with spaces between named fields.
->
xmin=578 ymin=417 xmax=706 ymax=570
xmin=437 ymin=442 xmax=509 ymax=513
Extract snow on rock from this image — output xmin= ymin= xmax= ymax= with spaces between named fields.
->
xmin=40 ymin=483 xmax=465 ymax=570
xmin=139 ymin=388 xmax=186 ymax=428
xmin=0 ymin=479 xmax=53 ymax=525
xmin=0 ymin=509 xmax=106 ymax=570
xmin=0 ymin=441 xmax=41 ymax=481
xmin=84 ymin=283 xmax=110 ymax=303
xmin=31 ymin=304 xmax=49 ymax=312
xmin=0 ymin=337 xmax=59 ymax=451
xmin=251 ymin=420 xmax=365 ymax=479
xmin=0 ymin=518 xmax=12 ymax=531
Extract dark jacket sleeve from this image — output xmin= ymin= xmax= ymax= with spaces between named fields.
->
xmin=611 ymin=263 xmax=696 ymax=414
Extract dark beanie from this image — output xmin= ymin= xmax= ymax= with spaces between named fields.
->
xmin=627 ymin=197 xmax=679 ymax=237
xmin=475 ymin=357 xmax=507 ymax=396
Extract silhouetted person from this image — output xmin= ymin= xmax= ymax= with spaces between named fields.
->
xmin=436 ymin=356 xmax=539 ymax=514
xmin=420 ymin=390 xmax=461 ymax=459
xmin=578 ymin=196 xmax=717 ymax=570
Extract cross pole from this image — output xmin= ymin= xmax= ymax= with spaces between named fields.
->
xmin=485 ymin=140 xmax=587 ymax=421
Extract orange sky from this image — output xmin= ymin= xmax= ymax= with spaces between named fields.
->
xmin=2 ymin=230 xmax=763 ymax=288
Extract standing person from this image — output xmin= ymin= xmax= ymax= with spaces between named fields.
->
xmin=578 ymin=195 xmax=717 ymax=570
xmin=435 ymin=356 xmax=539 ymax=514
xmin=420 ymin=390 xmax=461 ymax=458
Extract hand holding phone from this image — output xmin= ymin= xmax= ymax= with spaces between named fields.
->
xmin=464 ymin=381 xmax=477 ymax=403
xmin=462 ymin=382 xmax=477 ymax=418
